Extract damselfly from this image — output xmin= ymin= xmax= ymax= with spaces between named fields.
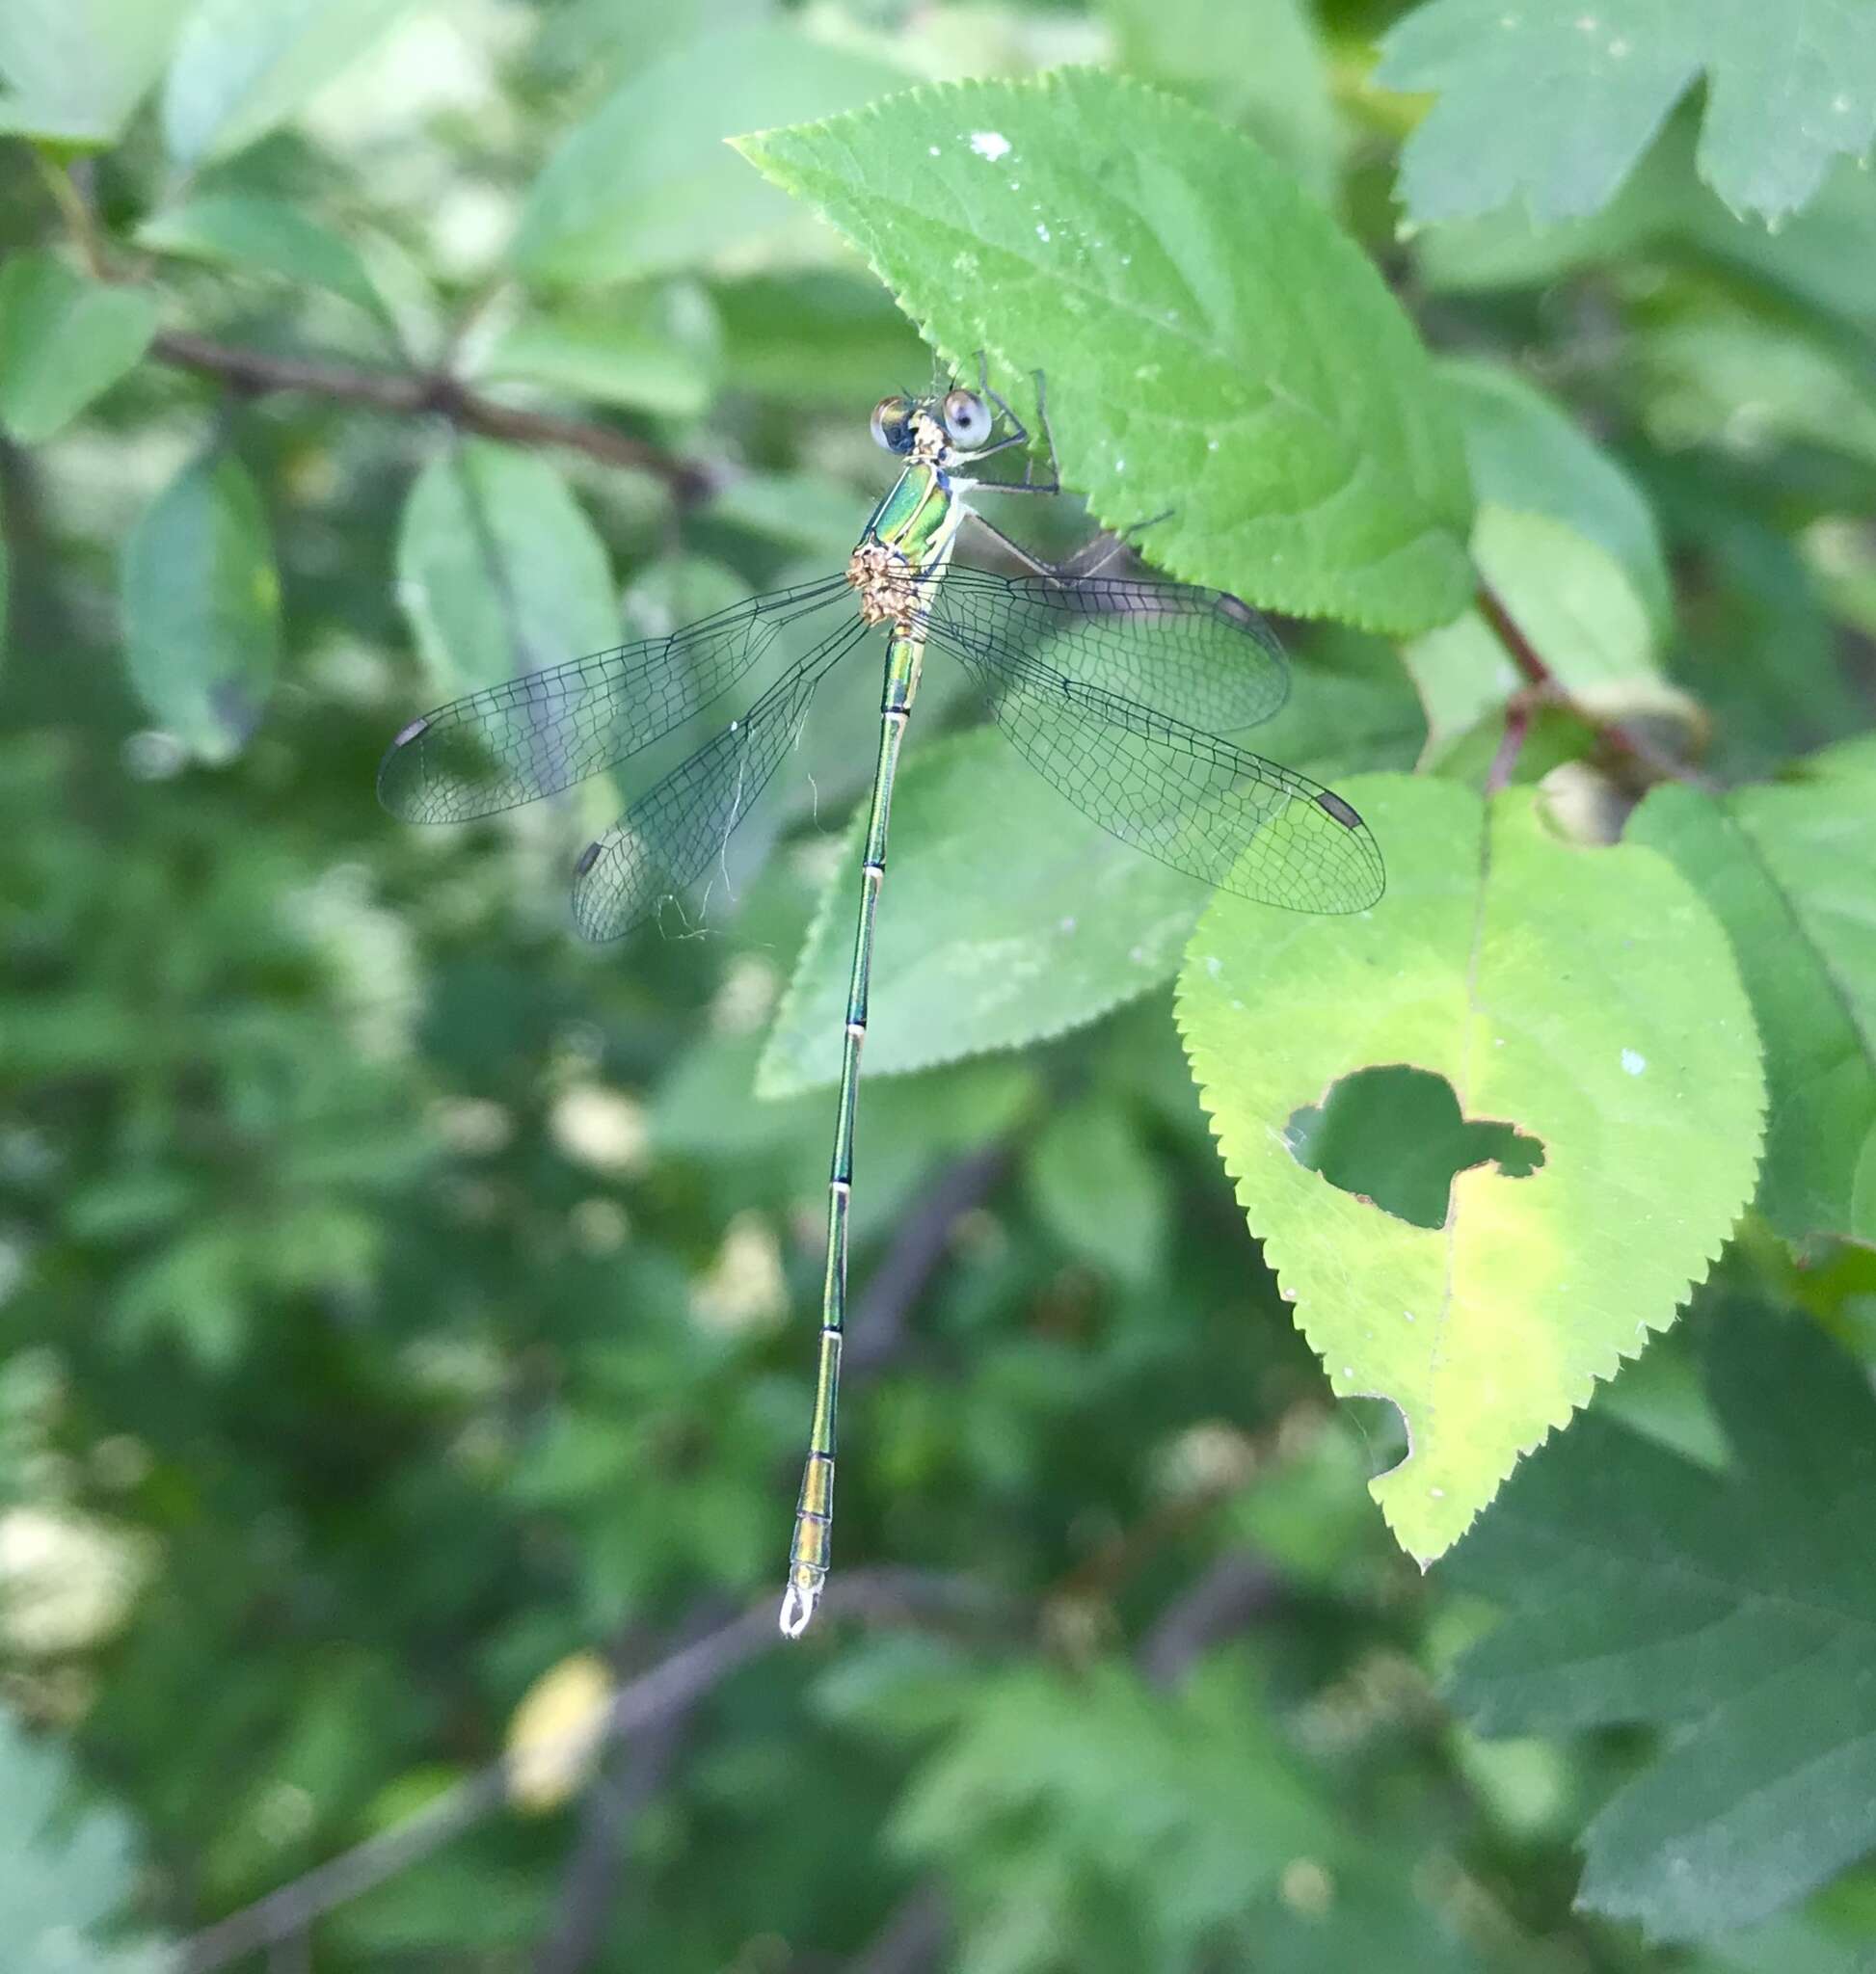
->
xmin=379 ymin=365 xmax=1384 ymax=1637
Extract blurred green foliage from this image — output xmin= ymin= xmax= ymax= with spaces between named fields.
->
xmin=1 ymin=3 xmax=1874 ymax=1972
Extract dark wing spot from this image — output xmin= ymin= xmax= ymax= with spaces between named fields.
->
xmin=574 ymin=840 xmax=603 ymax=877
xmin=1215 ymin=593 xmax=1256 ymax=627
xmin=392 ymin=716 xmax=429 ymax=747
xmin=1316 ymin=790 xmax=1363 ymax=830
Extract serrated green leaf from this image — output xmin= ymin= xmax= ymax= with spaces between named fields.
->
xmin=0 ymin=253 xmax=156 ymax=445
xmin=136 ymin=193 xmax=388 ymax=322
xmin=512 ymin=24 xmax=910 ymax=287
xmin=759 ymin=636 xmax=1420 ymax=1096
xmin=0 ymin=1705 xmax=170 ymax=1972
xmin=1025 ymin=1094 xmax=1168 ymax=1283
xmin=1176 ymin=776 xmax=1763 ymax=1562
xmin=1632 ymin=752 xmax=1876 ymax=1246
xmin=735 ymin=68 xmax=1474 ymax=634
xmin=1378 ymin=0 xmax=1876 ymax=227
xmin=1442 ymin=357 xmax=1672 ymax=627
xmin=1446 ymin=1304 xmax=1876 ymax=1940
xmin=121 ymin=452 xmax=280 ymax=764
xmin=395 ymin=440 xmax=618 ymax=696
xmin=0 ymin=0 xmax=192 ymax=146
xmin=1103 ymin=0 xmax=1341 ymax=203
xmin=161 ymin=0 xmax=420 ymax=167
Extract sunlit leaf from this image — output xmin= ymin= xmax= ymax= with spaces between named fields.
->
xmin=162 ymin=0 xmax=421 ymax=166
xmin=0 ymin=253 xmax=156 ymax=445
xmin=736 ymin=68 xmax=1475 ymax=634
xmin=1379 ymin=0 xmax=1876 ymax=227
xmin=0 ymin=0 xmax=192 ymax=146
xmin=1177 ymin=775 xmax=1763 ymax=1562
xmin=120 ymin=451 xmax=281 ymax=764
xmin=394 ymin=440 xmax=618 ymax=696
xmin=1447 ymin=1305 xmax=1876 ymax=1939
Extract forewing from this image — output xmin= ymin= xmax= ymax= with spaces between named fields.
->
xmin=378 ymin=574 xmax=854 ymax=822
xmin=572 ymin=617 xmax=872 ymax=942
xmin=930 ymin=568 xmax=1289 ymax=733
xmin=930 ymin=632 xmax=1383 ymax=914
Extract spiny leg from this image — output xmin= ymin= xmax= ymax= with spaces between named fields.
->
xmin=959 ymin=360 xmax=1060 ymax=494
xmin=963 ymin=505 xmax=1177 ymax=583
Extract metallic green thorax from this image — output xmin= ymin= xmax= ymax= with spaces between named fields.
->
xmin=781 ymin=456 xmax=968 ymax=1636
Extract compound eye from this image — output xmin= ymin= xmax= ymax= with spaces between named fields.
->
xmin=941 ymin=387 xmax=994 ymax=448
xmin=871 ymin=395 xmax=915 ymax=454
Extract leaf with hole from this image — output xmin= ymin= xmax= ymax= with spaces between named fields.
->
xmin=1446 ymin=1304 xmax=1876 ymax=1940
xmin=121 ymin=452 xmax=281 ymax=764
xmin=1176 ymin=775 xmax=1763 ymax=1562
xmin=0 ymin=253 xmax=156 ymax=446
xmin=735 ymin=67 xmax=1474 ymax=634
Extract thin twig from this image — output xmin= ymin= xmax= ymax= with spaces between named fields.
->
xmin=845 ymin=1144 xmax=1011 ymax=1377
xmin=534 ymin=1604 xmax=732 ymax=1974
xmin=1474 ymin=577 xmax=1708 ymax=787
xmin=173 ymin=1570 xmax=1013 ymax=1974
xmin=1483 ymin=690 xmax=1536 ymax=794
xmin=1139 ymin=1550 xmax=1284 ymax=1688
xmin=849 ymin=1884 xmax=951 ymax=1974
xmin=147 ymin=332 xmax=716 ymax=502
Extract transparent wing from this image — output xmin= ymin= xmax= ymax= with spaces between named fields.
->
xmin=926 ymin=622 xmax=1383 ymax=915
xmin=378 ymin=574 xmax=856 ymax=823
xmin=930 ymin=568 xmax=1289 ymax=733
xmin=572 ymin=617 xmax=873 ymax=942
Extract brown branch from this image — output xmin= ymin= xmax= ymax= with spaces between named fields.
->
xmin=147 ymin=331 xmax=716 ymax=502
xmin=845 ymin=1143 xmax=1011 ymax=1378
xmin=1474 ymin=577 xmax=1708 ymax=787
xmin=174 ymin=1570 xmax=1013 ymax=1974
xmin=1483 ymin=690 xmax=1536 ymax=795
xmin=533 ymin=1603 xmax=733 ymax=1974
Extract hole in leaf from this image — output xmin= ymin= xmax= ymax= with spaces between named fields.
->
xmin=1284 ymin=1065 xmax=1544 ymax=1230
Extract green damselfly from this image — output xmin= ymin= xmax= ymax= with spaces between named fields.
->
xmin=379 ymin=367 xmax=1383 ymax=1637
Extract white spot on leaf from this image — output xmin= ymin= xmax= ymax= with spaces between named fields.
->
xmin=970 ymin=130 xmax=1011 ymax=161
xmin=1621 ymin=1049 xmax=1647 ymax=1076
